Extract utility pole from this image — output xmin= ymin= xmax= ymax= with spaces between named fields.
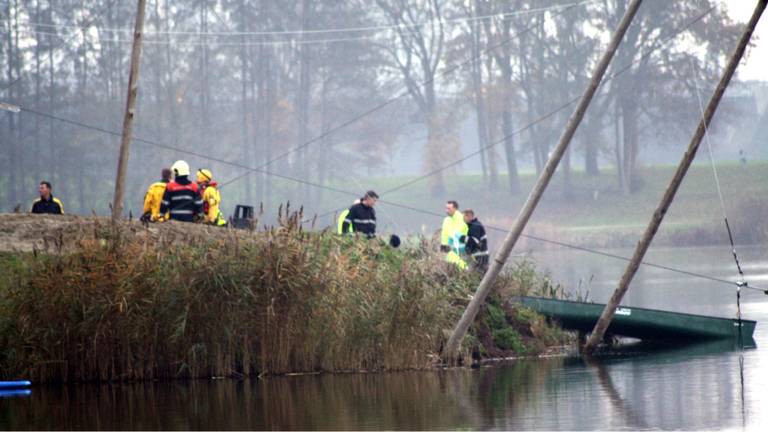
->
xmin=584 ymin=0 xmax=767 ymax=353
xmin=112 ymin=0 xmax=147 ymax=222
xmin=442 ymin=0 xmax=644 ymax=362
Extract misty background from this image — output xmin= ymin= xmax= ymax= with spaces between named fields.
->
xmin=1 ymin=0 xmax=766 ymax=237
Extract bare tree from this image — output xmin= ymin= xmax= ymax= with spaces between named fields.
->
xmin=376 ymin=0 xmax=449 ymax=195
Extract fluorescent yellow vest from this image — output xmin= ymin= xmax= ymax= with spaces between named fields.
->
xmin=441 ymin=211 xmax=468 ymax=269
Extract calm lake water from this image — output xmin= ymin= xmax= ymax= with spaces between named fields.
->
xmin=2 ymin=245 xmax=767 ymax=430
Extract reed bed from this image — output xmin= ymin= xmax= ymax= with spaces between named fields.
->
xmin=0 ymin=214 xmax=565 ymax=383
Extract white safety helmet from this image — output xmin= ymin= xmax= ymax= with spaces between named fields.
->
xmin=171 ymin=160 xmax=190 ymax=177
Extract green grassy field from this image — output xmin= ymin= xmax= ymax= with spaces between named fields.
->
xmin=346 ymin=161 xmax=768 ymax=247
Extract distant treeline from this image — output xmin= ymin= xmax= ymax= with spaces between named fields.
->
xmin=0 ymin=0 xmax=753 ymax=220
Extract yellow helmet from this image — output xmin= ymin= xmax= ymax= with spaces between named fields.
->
xmin=197 ymin=168 xmax=213 ymax=183
xmin=171 ymin=160 xmax=190 ymax=177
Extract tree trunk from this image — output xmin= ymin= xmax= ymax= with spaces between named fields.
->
xmin=6 ymin=0 xmax=19 ymax=207
xmin=499 ymin=14 xmax=520 ymax=195
xmin=164 ymin=0 xmax=179 ymax=155
xmin=257 ymin=0 xmax=273 ymax=206
xmin=33 ymin=0 xmax=42 ymax=193
xmin=585 ymin=143 xmax=600 ymax=176
xmin=532 ymin=15 xmax=549 ymax=175
xmin=296 ymin=0 xmax=312 ymax=205
xmin=250 ymin=40 xmax=262 ymax=203
xmin=470 ymin=8 xmax=489 ymax=187
xmin=501 ymin=109 xmax=519 ymax=194
xmin=48 ymin=1 xmax=56 ymax=187
xmin=239 ymin=2 xmax=252 ymax=204
xmin=562 ymin=145 xmax=573 ymax=199
xmin=316 ymin=75 xmax=331 ymax=205
xmin=426 ymin=110 xmax=445 ymax=196
xmin=621 ymin=98 xmax=638 ymax=194
xmin=613 ymin=101 xmax=624 ymax=191
xmin=199 ymin=1 xmax=209 ymax=152
xmin=584 ymin=117 xmax=601 ymax=176
xmin=559 ymin=61 xmax=572 ymax=199
xmin=483 ymin=55 xmax=499 ymax=189
xmin=77 ymin=24 xmax=89 ymax=214
xmin=14 ymin=0 xmax=25 ymax=204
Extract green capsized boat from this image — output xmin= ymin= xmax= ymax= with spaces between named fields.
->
xmin=518 ymin=296 xmax=756 ymax=345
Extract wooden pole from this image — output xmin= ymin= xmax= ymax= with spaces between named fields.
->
xmin=442 ymin=0 xmax=644 ymax=362
xmin=112 ymin=0 xmax=147 ymax=222
xmin=583 ymin=0 xmax=767 ymax=353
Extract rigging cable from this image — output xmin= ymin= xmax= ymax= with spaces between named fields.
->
xmin=15 ymin=27 xmax=385 ymax=47
xmin=689 ymin=57 xmax=751 ymax=348
xmin=4 ymin=1 xmax=595 ymax=38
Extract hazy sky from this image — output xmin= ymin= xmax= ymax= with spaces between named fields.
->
xmin=723 ymin=0 xmax=767 ymax=81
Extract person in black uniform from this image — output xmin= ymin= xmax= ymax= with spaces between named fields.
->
xmin=462 ymin=209 xmax=488 ymax=273
xmin=341 ymin=190 xmax=379 ymax=239
xmin=31 ymin=181 xmax=64 ymax=214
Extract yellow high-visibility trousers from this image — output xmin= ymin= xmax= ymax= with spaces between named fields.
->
xmin=446 ymin=250 xmax=467 ymax=270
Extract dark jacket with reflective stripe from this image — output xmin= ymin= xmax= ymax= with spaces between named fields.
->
xmin=465 ymin=218 xmax=488 ymax=256
xmin=31 ymin=196 xmax=64 ymax=214
xmin=341 ymin=202 xmax=376 ymax=238
xmin=159 ymin=176 xmax=203 ymax=222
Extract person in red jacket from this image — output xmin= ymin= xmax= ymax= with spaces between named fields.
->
xmin=159 ymin=160 xmax=203 ymax=222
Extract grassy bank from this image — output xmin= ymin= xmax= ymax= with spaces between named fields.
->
xmin=352 ymin=161 xmax=768 ymax=248
xmin=0 ymin=214 xmax=569 ymax=383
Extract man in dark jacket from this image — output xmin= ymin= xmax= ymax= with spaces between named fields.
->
xmin=462 ymin=209 xmax=489 ymax=272
xmin=159 ymin=160 xmax=204 ymax=222
xmin=341 ymin=190 xmax=378 ymax=239
xmin=31 ymin=181 xmax=64 ymax=214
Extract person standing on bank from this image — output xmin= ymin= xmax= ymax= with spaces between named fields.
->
xmin=341 ymin=191 xmax=378 ymax=239
xmin=141 ymin=168 xmax=172 ymax=222
xmin=462 ymin=209 xmax=489 ymax=273
xmin=337 ymin=199 xmax=361 ymax=235
xmin=441 ymin=200 xmax=468 ymax=269
xmin=159 ymin=160 xmax=204 ymax=222
xmin=31 ymin=181 xmax=64 ymax=214
xmin=196 ymin=169 xmax=227 ymax=226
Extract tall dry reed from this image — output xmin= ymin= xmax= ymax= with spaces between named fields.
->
xmin=0 ymin=214 xmax=563 ymax=382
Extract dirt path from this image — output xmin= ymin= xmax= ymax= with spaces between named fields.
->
xmin=0 ymin=213 xmax=251 ymax=253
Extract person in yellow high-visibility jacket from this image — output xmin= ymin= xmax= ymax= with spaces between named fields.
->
xmin=440 ymin=200 xmax=468 ymax=269
xmin=337 ymin=199 xmax=361 ymax=234
xmin=196 ymin=169 xmax=227 ymax=226
xmin=141 ymin=168 xmax=171 ymax=222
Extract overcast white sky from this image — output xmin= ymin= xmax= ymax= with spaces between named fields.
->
xmin=723 ymin=0 xmax=767 ymax=81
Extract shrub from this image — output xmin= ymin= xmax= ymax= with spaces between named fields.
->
xmin=491 ymin=328 xmax=526 ymax=354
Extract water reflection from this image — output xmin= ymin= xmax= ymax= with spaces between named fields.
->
xmin=0 ymin=390 xmax=31 ymax=399
xmin=0 ymin=340 xmax=759 ymax=430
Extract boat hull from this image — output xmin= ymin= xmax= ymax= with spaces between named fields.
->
xmin=518 ymin=296 xmax=756 ymax=345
